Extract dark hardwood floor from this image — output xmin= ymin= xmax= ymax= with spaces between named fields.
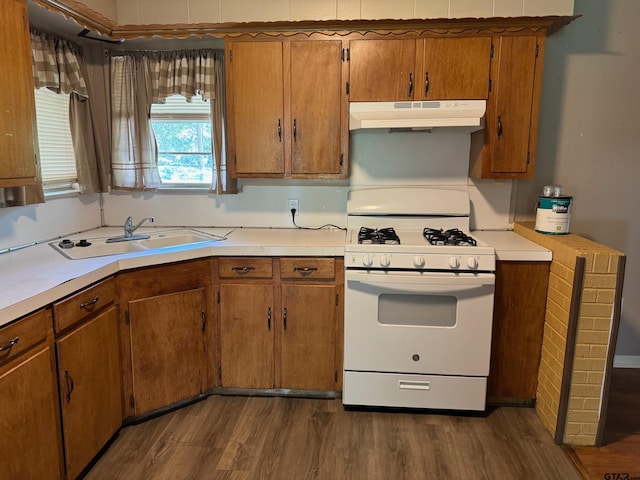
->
xmin=566 ymin=368 xmax=640 ymax=480
xmin=85 ymin=395 xmax=580 ymax=480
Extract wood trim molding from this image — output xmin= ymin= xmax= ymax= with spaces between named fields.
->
xmin=594 ymin=255 xmax=627 ymax=446
xmin=554 ymin=256 xmax=586 ymax=445
xmin=33 ymin=0 xmax=116 ymax=36
xmin=31 ymin=2 xmax=579 ymax=41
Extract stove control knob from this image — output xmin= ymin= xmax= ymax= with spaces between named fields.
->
xmin=413 ymin=255 xmax=425 ymax=268
xmin=362 ymin=254 xmax=373 ymax=267
xmin=380 ymin=255 xmax=391 ymax=267
xmin=467 ymin=256 xmax=479 ymax=269
xmin=448 ymin=256 xmax=460 ymax=269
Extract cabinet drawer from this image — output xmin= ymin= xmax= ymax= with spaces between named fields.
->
xmin=219 ymin=258 xmax=273 ymax=279
xmin=280 ymin=258 xmax=335 ymax=280
xmin=0 ymin=308 xmax=51 ymax=366
xmin=53 ymin=277 xmax=117 ymax=333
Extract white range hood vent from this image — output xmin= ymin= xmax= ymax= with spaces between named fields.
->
xmin=349 ymin=100 xmax=486 ymax=131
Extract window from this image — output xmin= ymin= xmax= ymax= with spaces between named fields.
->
xmin=150 ymin=95 xmax=213 ymax=187
xmin=33 ymin=88 xmax=78 ymax=193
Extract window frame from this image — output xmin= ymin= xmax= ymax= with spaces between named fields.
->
xmin=150 ymin=95 xmax=214 ymax=190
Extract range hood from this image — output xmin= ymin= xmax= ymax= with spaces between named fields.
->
xmin=349 ymin=100 xmax=486 ymax=131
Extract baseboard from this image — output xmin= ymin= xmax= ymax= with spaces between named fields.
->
xmin=613 ymin=355 xmax=640 ymax=368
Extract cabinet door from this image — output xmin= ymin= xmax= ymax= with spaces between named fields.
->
xmin=290 ymin=40 xmax=343 ymax=175
xmin=281 ymin=285 xmax=336 ymax=390
xmin=488 ymin=261 xmax=549 ymax=401
xmin=227 ymin=41 xmax=284 ymax=176
xmin=488 ymin=35 xmax=540 ymax=176
xmin=349 ymin=39 xmax=416 ymax=101
xmin=128 ymin=288 xmax=208 ymax=415
xmin=0 ymin=0 xmax=38 ymax=186
xmin=0 ymin=346 xmax=63 ymax=480
xmin=419 ymin=37 xmax=491 ymax=100
xmin=56 ymin=306 xmax=122 ymax=480
xmin=219 ymin=284 xmax=275 ymax=388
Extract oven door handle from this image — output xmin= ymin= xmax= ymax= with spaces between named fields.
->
xmin=346 ymin=272 xmax=495 ymax=289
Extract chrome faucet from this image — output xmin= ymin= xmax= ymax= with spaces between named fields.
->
xmin=106 ymin=216 xmax=154 ymax=243
xmin=124 ymin=216 xmax=154 ymax=238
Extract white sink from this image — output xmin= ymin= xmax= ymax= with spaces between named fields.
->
xmin=51 ymin=229 xmax=216 ymax=260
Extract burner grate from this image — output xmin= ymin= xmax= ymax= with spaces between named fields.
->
xmin=358 ymin=227 xmax=401 ymax=245
xmin=423 ymin=228 xmax=477 ymax=246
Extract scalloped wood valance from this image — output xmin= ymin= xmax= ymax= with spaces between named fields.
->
xmin=33 ymin=0 xmax=577 ymax=42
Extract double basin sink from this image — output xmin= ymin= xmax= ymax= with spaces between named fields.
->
xmin=51 ymin=229 xmax=219 ymax=260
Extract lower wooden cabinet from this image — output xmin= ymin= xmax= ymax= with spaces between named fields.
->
xmin=0 ymin=309 xmax=63 ymax=480
xmin=56 ymin=306 xmax=122 ymax=480
xmin=280 ymin=284 xmax=337 ymax=390
xmin=128 ymin=287 xmax=209 ymax=414
xmin=220 ymin=284 xmax=275 ymax=388
xmin=218 ymin=257 xmax=342 ymax=391
xmin=488 ymin=260 xmax=550 ymax=403
xmin=117 ymin=259 xmax=215 ymax=418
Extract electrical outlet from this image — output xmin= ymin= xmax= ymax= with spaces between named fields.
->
xmin=288 ymin=198 xmax=299 ymax=213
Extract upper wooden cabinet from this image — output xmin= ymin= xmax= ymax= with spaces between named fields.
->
xmin=0 ymin=0 xmax=39 ymax=188
xmin=470 ymin=35 xmax=545 ymax=179
xmin=226 ymin=37 xmax=348 ymax=179
xmin=349 ymin=37 xmax=492 ymax=102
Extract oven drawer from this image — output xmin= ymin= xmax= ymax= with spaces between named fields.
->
xmin=343 ymin=371 xmax=487 ymax=411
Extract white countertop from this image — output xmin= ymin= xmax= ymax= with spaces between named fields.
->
xmin=0 ymin=226 xmax=550 ymax=327
xmin=0 ymin=226 xmax=345 ymax=327
xmin=473 ymin=230 xmax=552 ymax=262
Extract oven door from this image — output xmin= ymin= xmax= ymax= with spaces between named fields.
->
xmin=344 ymin=269 xmax=495 ymax=377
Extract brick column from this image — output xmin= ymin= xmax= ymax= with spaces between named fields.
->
xmin=514 ymin=223 xmax=624 ymax=446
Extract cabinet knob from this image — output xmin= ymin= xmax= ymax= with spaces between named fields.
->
xmin=232 ymin=266 xmax=255 ymax=274
xmin=65 ymin=369 xmax=75 ymax=402
xmin=80 ymin=296 xmax=99 ymax=310
xmin=408 ymin=72 xmax=414 ymax=98
xmin=277 ymin=119 xmax=282 ymax=142
xmin=424 ymin=72 xmax=430 ymax=97
xmin=293 ymin=266 xmax=317 ymax=275
xmin=497 ymin=116 xmax=503 ymax=138
xmin=0 ymin=336 xmax=19 ymax=352
xmin=293 ymin=118 xmax=297 ymax=143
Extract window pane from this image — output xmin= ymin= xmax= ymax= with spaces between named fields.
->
xmin=34 ymin=88 xmax=77 ymax=184
xmin=157 ymin=154 xmax=213 ymax=184
xmin=150 ymin=95 xmax=214 ymax=186
xmin=152 ymin=121 xmax=212 ymax=153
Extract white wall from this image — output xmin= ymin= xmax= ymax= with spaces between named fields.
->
xmin=350 ymin=129 xmax=513 ymax=230
xmin=101 ymin=183 xmax=348 ymax=229
xmin=0 ymin=194 xmax=101 ymax=251
xmin=515 ymin=0 xmax=640 ymax=357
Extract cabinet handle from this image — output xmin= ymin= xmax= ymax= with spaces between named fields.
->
xmin=267 ymin=307 xmax=272 ymax=331
xmin=283 ymin=307 xmax=287 ymax=331
xmin=65 ymin=369 xmax=75 ymax=402
xmin=80 ymin=296 xmax=99 ymax=309
xmin=424 ymin=72 xmax=430 ymax=97
xmin=408 ymin=72 xmax=413 ymax=98
xmin=232 ymin=266 xmax=255 ymax=274
xmin=0 ymin=336 xmax=19 ymax=352
xmin=293 ymin=266 xmax=318 ymax=275
xmin=278 ymin=119 xmax=282 ymax=142
xmin=201 ymin=310 xmax=207 ymax=334
xmin=293 ymin=118 xmax=297 ymax=143
xmin=497 ymin=116 xmax=503 ymax=138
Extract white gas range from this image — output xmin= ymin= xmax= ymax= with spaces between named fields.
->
xmin=342 ymin=187 xmax=496 ymax=411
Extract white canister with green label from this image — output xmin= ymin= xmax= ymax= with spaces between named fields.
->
xmin=535 ymin=196 xmax=573 ymax=234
